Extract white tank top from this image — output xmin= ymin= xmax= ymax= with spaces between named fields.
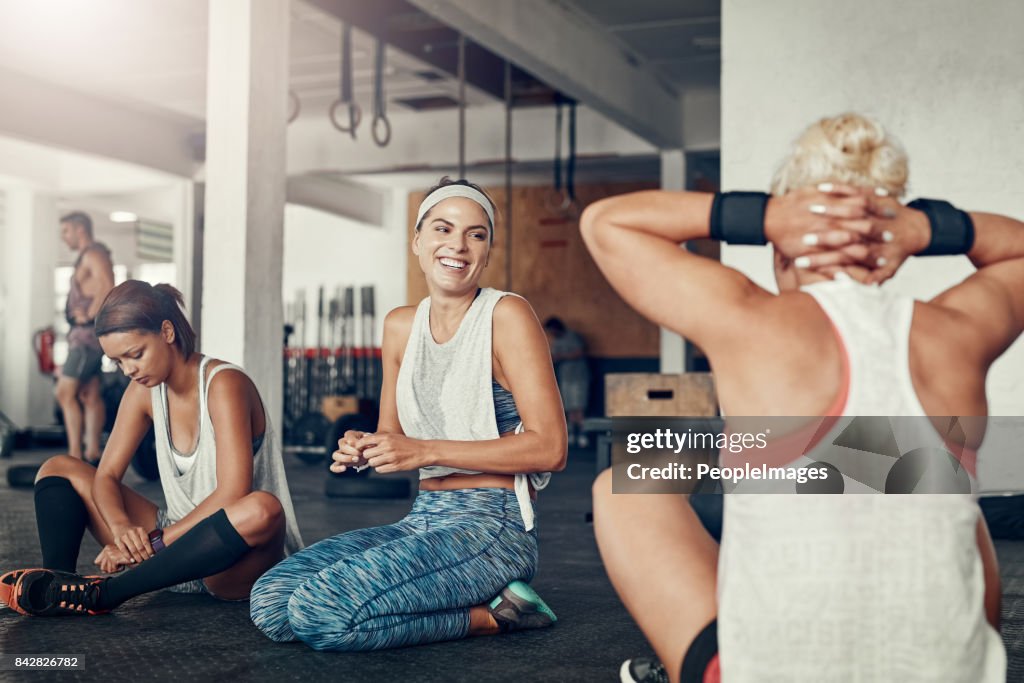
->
xmin=395 ymin=288 xmax=550 ymax=531
xmin=717 ymin=277 xmax=1006 ymax=682
xmin=151 ymin=356 xmax=304 ymax=556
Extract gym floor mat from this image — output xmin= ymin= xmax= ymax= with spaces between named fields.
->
xmin=3 ymin=448 xmax=1022 ymax=681
xmin=0 ymin=447 xmax=650 ymax=682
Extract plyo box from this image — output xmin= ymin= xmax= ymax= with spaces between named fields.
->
xmin=321 ymin=395 xmax=360 ymax=422
xmin=605 ymin=372 xmax=718 ymax=418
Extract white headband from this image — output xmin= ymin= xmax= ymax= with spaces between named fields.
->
xmin=415 ymin=185 xmax=495 ymax=234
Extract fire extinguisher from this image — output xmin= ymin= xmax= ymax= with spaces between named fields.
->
xmin=33 ymin=327 xmax=56 ymax=375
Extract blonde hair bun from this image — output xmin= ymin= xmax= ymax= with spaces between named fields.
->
xmin=771 ymin=113 xmax=908 ymax=197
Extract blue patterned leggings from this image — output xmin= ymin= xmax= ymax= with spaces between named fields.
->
xmin=250 ymin=488 xmax=538 ymax=651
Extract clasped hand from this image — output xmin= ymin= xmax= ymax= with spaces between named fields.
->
xmin=766 ymin=183 xmax=926 ymax=285
xmin=330 ymin=430 xmax=428 ymax=474
xmin=95 ymin=525 xmax=154 ymax=573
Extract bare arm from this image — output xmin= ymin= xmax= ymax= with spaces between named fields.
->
xmin=331 ymin=307 xmax=410 ymax=474
xmin=160 ymin=370 xmax=257 ymax=545
xmin=92 ymin=381 xmax=154 ymax=535
xmin=930 ymin=211 xmax=1024 ymax=363
xmin=579 ymin=191 xmax=761 ymax=352
xmin=377 ymin=307 xmax=412 ymax=435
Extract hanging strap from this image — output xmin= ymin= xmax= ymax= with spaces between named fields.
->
xmin=372 ymin=36 xmax=391 ymax=147
xmin=329 ymin=24 xmax=361 ymax=136
xmin=566 ymin=101 xmax=577 ymax=202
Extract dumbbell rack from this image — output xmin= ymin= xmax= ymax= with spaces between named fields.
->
xmin=282 ymin=285 xmax=381 ymax=463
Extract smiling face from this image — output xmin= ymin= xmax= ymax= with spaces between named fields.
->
xmin=412 ymin=197 xmax=492 ymax=295
xmin=99 ymin=322 xmax=178 ymax=388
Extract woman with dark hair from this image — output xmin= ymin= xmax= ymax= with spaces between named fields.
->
xmin=2 ymin=280 xmax=302 ymax=616
xmin=584 ymin=113 xmax=1015 ymax=682
xmin=250 ymin=177 xmax=567 ymax=652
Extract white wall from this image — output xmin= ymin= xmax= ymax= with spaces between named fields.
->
xmin=0 ymin=181 xmax=58 ymax=427
xmin=68 ymin=181 xmax=195 ymax=281
xmin=282 ymin=190 xmax=408 ymax=348
xmin=682 ymin=88 xmax=721 ymax=152
xmin=721 ymin=0 xmax=1024 ymax=485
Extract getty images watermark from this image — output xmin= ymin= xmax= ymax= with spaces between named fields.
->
xmin=609 ymin=416 xmax=1021 ymax=495
xmin=624 ymin=427 xmax=830 ymax=485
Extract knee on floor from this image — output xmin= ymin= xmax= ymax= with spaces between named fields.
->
xmin=286 ymin=584 xmax=366 ymax=652
xmin=250 ymin=585 xmax=297 ymax=642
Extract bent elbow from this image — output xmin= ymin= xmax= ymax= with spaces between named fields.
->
xmin=546 ymin=443 xmax=568 ymax=472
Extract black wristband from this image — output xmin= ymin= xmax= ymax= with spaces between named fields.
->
xmin=907 ymin=198 xmax=975 ymax=256
xmin=709 ymin=192 xmax=770 ymax=245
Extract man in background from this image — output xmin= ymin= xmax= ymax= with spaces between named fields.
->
xmin=57 ymin=211 xmax=114 ymax=464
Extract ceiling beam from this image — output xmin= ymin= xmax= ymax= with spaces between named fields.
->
xmin=405 ymin=0 xmax=684 ymax=148
xmin=286 ymin=173 xmax=387 ymax=225
xmin=0 ymin=66 xmax=201 ymax=178
xmin=305 ymin=0 xmax=515 ymax=103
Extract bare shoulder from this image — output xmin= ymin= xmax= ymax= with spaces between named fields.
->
xmin=384 ymin=305 xmax=416 ymax=334
xmin=121 ymin=378 xmax=154 ymax=418
xmin=383 ymin=306 xmax=417 ymax=361
xmin=383 ymin=306 xmax=416 ymax=345
xmin=493 ymin=294 xmax=540 ymax=331
xmin=929 ymin=260 xmax=1024 ymax=364
xmin=205 ymin=359 xmax=256 ymax=404
xmin=911 ymin=300 xmax=989 ymax=365
xmin=81 ymin=246 xmax=113 ymax=269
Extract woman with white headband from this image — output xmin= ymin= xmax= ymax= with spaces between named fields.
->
xmin=250 ymin=177 xmax=567 ymax=652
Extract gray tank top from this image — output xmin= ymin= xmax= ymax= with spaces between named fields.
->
xmin=150 ymin=356 xmax=303 ymax=555
xmin=395 ymin=288 xmax=550 ymax=530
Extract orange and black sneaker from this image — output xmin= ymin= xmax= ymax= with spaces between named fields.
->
xmin=10 ymin=569 xmax=109 ymax=616
xmin=0 ymin=568 xmax=39 ymax=609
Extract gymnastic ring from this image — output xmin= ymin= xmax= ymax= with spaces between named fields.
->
xmin=544 ymin=187 xmax=571 ymax=214
xmin=287 ymin=90 xmax=301 ymax=124
xmin=329 ymin=100 xmax=362 ymax=135
xmin=372 ymin=114 xmax=391 ymax=147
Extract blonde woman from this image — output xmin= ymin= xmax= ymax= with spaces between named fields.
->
xmin=585 ymin=114 xmax=1018 ymax=682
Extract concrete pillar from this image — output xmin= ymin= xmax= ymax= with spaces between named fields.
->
xmin=202 ymin=0 xmax=289 ymax=426
xmin=0 ymin=183 xmax=58 ymax=427
xmin=659 ymin=150 xmax=686 ymax=374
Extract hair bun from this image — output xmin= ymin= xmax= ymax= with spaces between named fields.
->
xmin=770 ymin=112 xmax=908 ymax=197
xmin=824 ymin=113 xmax=885 ymax=161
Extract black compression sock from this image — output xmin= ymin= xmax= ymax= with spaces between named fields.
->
xmin=34 ymin=476 xmax=89 ymax=572
xmin=96 ymin=509 xmax=251 ymax=610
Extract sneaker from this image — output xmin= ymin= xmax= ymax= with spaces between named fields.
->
xmin=10 ymin=569 xmax=108 ymax=616
xmin=620 ymin=656 xmax=668 ymax=683
xmin=488 ymin=580 xmax=557 ymax=632
xmin=1 ymin=569 xmax=34 ymax=609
